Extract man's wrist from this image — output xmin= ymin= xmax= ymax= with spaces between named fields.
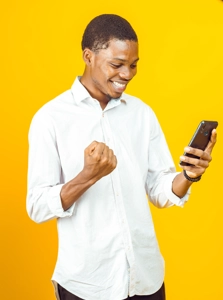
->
xmin=183 ymin=170 xmax=202 ymax=182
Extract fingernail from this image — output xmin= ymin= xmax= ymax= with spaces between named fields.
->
xmin=185 ymin=147 xmax=190 ymax=152
xmin=180 ymin=156 xmax=185 ymax=161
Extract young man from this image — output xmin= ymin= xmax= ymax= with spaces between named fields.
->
xmin=26 ymin=14 xmax=217 ymax=300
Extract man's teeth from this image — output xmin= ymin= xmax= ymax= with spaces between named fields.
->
xmin=113 ymin=81 xmax=125 ymax=87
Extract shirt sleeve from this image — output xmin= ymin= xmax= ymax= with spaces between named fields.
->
xmin=26 ymin=109 xmax=75 ymax=223
xmin=145 ymin=110 xmax=190 ymax=208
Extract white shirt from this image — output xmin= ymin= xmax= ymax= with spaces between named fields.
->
xmin=26 ymin=77 xmax=190 ymax=300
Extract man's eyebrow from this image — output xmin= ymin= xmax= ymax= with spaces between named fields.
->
xmin=111 ymin=58 xmax=140 ymax=63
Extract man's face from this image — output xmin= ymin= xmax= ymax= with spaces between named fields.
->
xmin=82 ymin=39 xmax=139 ymax=105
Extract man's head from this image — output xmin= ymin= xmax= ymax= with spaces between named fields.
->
xmin=80 ymin=14 xmax=139 ymax=107
xmin=81 ymin=14 xmax=138 ymax=52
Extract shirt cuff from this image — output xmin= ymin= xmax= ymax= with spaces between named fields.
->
xmin=47 ymin=184 xmax=75 ymax=217
xmin=164 ymin=172 xmax=191 ymax=207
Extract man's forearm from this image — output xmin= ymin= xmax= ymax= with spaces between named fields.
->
xmin=172 ymin=172 xmax=193 ymax=198
xmin=60 ymin=141 xmax=117 ymax=211
xmin=60 ymin=170 xmax=97 ymax=211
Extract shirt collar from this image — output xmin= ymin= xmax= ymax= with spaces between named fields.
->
xmin=71 ymin=76 xmax=128 ymax=105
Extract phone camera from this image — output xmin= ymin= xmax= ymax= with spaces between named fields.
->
xmin=204 ymin=131 xmax=209 ymax=136
xmin=201 ymin=125 xmax=206 ymax=133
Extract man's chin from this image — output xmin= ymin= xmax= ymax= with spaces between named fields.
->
xmin=107 ymin=92 xmax=122 ymax=100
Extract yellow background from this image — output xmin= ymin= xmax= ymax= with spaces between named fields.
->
xmin=2 ymin=0 xmax=223 ymax=299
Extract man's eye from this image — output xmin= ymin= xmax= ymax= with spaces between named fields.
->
xmin=131 ymin=64 xmax=137 ymax=69
xmin=110 ymin=63 xmax=121 ymax=68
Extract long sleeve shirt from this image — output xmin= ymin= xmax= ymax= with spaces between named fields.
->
xmin=26 ymin=76 xmax=190 ymax=300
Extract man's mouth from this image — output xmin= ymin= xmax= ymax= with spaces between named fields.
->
xmin=112 ymin=81 xmax=127 ymax=92
xmin=113 ymin=81 xmax=126 ymax=88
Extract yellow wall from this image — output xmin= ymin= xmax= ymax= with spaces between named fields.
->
xmin=2 ymin=0 xmax=223 ymax=299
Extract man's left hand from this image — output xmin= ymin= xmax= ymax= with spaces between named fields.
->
xmin=180 ymin=129 xmax=217 ymax=178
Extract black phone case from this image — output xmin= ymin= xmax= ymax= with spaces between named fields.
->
xmin=180 ymin=120 xmax=218 ymax=166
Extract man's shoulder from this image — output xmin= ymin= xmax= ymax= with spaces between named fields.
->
xmin=121 ymin=92 xmax=160 ymax=128
xmin=122 ymin=92 xmax=153 ymax=112
xmin=40 ymin=89 xmax=73 ymax=111
xmin=34 ymin=89 xmax=73 ymax=117
xmin=29 ymin=89 xmax=74 ymax=129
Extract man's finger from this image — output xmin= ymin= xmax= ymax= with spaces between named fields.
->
xmin=205 ymin=129 xmax=217 ymax=154
xmin=93 ymin=142 xmax=106 ymax=155
xmin=85 ymin=141 xmax=99 ymax=155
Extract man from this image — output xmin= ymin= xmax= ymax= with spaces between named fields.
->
xmin=26 ymin=14 xmax=217 ymax=300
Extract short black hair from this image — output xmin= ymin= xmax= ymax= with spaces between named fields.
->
xmin=81 ymin=14 xmax=138 ymax=52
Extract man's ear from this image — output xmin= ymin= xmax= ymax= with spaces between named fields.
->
xmin=82 ymin=48 xmax=93 ymax=66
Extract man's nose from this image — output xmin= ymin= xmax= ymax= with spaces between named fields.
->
xmin=119 ymin=67 xmax=135 ymax=80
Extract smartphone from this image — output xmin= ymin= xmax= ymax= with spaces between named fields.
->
xmin=180 ymin=120 xmax=218 ymax=166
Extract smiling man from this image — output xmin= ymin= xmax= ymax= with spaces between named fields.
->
xmin=26 ymin=14 xmax=217 ymax=300
xmin=80 ymin=38 xmax=139 ymax=109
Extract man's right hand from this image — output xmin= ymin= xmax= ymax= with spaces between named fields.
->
xmin=60 ymin=141 xmax=117 ymax=210
xmin=83 ymin=141 xmax=117 ymax=182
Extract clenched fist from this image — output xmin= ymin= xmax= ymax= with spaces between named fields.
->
xmin=60 ymin=141 xmax=117 ymax=210
xmin=83 ymin=141 xmax=117 ymax=182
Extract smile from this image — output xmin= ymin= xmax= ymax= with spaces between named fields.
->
xmin=113 ymin=81 xmax=126 ymax=88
